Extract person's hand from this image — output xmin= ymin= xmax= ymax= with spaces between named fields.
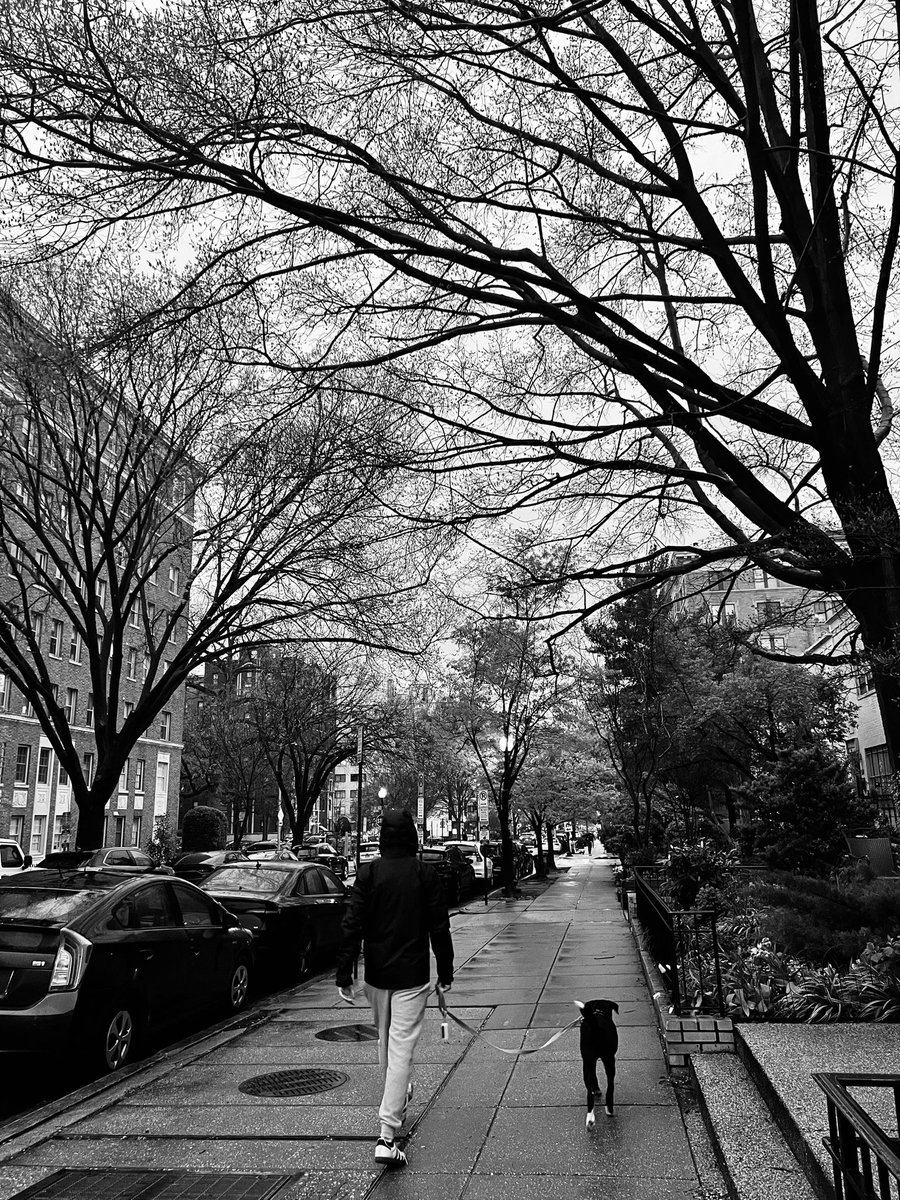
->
xmin=338 ymin=986 xmax=356 ymax=1004
xmin=437 ymin=981 xmax=452 ymax=993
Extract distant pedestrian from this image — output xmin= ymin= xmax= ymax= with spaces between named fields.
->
xmin=335 ymin=807 xmax=454 ymax=1169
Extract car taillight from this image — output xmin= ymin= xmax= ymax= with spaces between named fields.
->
xmin=49 ymin=930 xmax=92 ymax=991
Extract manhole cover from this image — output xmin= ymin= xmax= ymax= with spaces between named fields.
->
xmin=9 ymin=1169 xmax=293 ymax=1199
xmin=315 ymin=1023 xmax=378 ymax=1042
xmin=238 ymin=1068 xmax=349 ymax=1097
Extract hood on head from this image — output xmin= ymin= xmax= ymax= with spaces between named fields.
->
xmin=379 ymin=807 xmax=419 ymax=855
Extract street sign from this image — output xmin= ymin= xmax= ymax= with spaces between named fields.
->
xmin=478 ymin=792 xmax=489 ymax=823
xmin=417 ymin=794 xmax=425 ymax=822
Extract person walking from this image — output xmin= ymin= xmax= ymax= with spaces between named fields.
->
xmin=335 ymin=807 xmax=454 ymax=1169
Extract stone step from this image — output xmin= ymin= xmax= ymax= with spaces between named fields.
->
xmin=690 ymin=1052 xmax=820 ymax=1200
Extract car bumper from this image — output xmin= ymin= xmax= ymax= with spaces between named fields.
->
xmin=0 ymin=991 xmax=80 ymax=1054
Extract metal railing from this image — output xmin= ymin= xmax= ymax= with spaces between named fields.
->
xmin=632 ymin=866 xmax=725 ymax=1016
xmin=813 ymin=1073 xmax=900 ymax=1200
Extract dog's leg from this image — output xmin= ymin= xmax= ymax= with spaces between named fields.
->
xmin=600 ymin=1052 xmax=616 ymax=1117
xmin=583 ymin=1058 xmax=599 ymax=1128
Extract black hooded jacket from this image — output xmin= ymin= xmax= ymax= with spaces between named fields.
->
xmin=335 ymin=809 xmax=454 ymax=990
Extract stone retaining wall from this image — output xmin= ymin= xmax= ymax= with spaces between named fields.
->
xmin=624 ymin=891 xmax=735 ymax=1068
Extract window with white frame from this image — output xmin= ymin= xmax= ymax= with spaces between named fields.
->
xmin=119 ymin=759 xmax=129 ymax=793
xmin=159 ymin=711 xmax=172 ymax=740
xmin=167 ymin=565 xmax=179 ymax=594
xmin=63 ymin=688 xmax=78 ymax=723
xmin=14 ymin=746 xmax=31 ymax=784
xmin=37 ymin=746 xmax=52 ymax=786
xmin=49 ymin=619 xmax=63 ymax=658
xmin=68 ymin=630 xmax=82 ymax=665
xmin=86 ymin=692 xmax=94 ymax=727
xmin=126 ymin=647 xmax=138 ymax=680
xmin=82 ymin=751 xmax=95 ymax=785
xmin=134 ymin=759 xmax=145 ymax=793
xmin=123 ymin=701 xmax=135 ymax=720
xmin=131 ymin=815 xmax=143 ymax=847
xmin=9 ymin=815 xmax=24 ymax=846
xmin=0 ymin=674 xmax=7 ymax=711
xmin=30 ymin=815 xmax=47 ymax=857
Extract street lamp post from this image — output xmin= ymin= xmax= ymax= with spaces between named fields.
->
xmin=355 ymin=725 xmax=364 ymax=873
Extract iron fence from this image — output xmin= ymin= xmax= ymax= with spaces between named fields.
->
xmin=632 ymin=866 xmax=725 ymax=1016
xmin=813 ymin=1073 xmax=900 ymax=1200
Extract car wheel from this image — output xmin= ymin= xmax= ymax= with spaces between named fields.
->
xmin=97 ymin=1003 xmax=138 ymax=1072
xmin=226 ymin=959 xmax=251 ymax=1013
xmin=297 ymin=932 xmax=316 ymax=979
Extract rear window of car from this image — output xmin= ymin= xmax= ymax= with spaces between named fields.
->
xmin=0 ymin=887 xmax=104 ymax=924
xmin=201 ymin=867 xmax=289 ymax=894
xmin=447 ymin=845 xmax=478 ymax=860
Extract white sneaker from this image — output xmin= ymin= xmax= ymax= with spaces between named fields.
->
xmin=375 ymin=1137 xmax=408 ymax=1168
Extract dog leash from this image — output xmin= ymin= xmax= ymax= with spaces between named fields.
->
xmin=434 ymin=986 xmax=581 ymax=1055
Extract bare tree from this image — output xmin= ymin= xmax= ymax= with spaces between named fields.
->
xmin=4 ymin=0 xmax=900 ymax=762
xmin=245 ymin=649 xmax=400 ymax=843
xmin=181 ymin=689 xmax=274 ymax=845
xmin=0 ymin=265 xmax=427 ymax=847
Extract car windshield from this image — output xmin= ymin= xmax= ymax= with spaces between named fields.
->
xmin=202 ymin=867 xmax=290 ymax=894
xmin=448 ymin=845 xmax=477 ymax=860
xmin=0 ymin=887 xmax=104 ymax=924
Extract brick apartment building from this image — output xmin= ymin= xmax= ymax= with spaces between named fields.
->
xmin=0 ymin=299 xmax=188 ymax=858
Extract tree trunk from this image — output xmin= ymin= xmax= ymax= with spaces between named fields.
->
xmin=545 ymin=822 xmax=557 ymax=871
xmin=75 ymin=801 xmax=107 ymax=850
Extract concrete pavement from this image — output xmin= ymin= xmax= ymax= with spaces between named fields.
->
xmin=0 ymin=856 xmax=728 ymax=1200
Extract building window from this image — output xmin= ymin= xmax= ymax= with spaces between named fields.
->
xmin=131 ymin=815 xmax=143 ymax=847
xmin=812 ymin=600 xmax=830 ymax=620
xmin=757 ymin=600 xmax=783 ymax=620
xmin=0 ymin=674 xmax=7 ymax=711
xmin=9 ymin=815 xmax=25 ymax=846
xmin=126 ymin=648 xmax=138 ymax=680
xmin=31 ymin=612 xmax=44 ymax=646
xmin=865 ymin=744 xmax=892 ymax=792
xmin=760 ymin=635 xmax=786 ymax=651
xmin=68 ymin=630 xmax=83 ymax=664
xmin=63 ymin=687 xmax=78 ymax=723
xmin=155 ymin=755 xmax=170 ymax=796
xmin=37 ymin=746 xmax=52 ymax=786
xmin=123 ymin=701 xmax=135 ymax=722
xmin=167 ymin=566 xmax=179 ymax=594
xmin=856 ymin=667 xmax=875 ymax=695
xmin=113 ymin=814 xmax=127 ymax=847
xmin=82 ymin=751 xmax=95 ymax=786
xmin=14 ymin=745 xmax=31 ymax=785
xmin=36 ymin=550 xmax=49 ymax=577
xmin=159 ymin=711 xmax=172 ymax=740
xmin=134 ymin=759 xmax=145 ymax=793
xmin=142 ymin=653 xmax=151 ymax=682
xmin=30 ymin=815 xmax=47 ymax=857
xmin=129 ymin=608 xmax=140 ymax=628
xmin=86 ymin=692 xmax=94 ymax=727
xmin=119 ymin=759 xmax=129 ymax=793
xmin=49 ymin=619 xmax=63 ymax=658
xmin=52 ymin=815 xmax=66 ymax=852
xmin=58 ymin=762 xmax=69 ymax=787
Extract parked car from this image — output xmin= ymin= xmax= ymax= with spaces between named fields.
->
xmin=0 ymin=839 xmax=32 ymax=878
xmin=416 ymin=846 xmax=476 ymax=905
xmin=201 ymin=860 xmax=347 ymax=978
xmin=358 ymin=842 xmax=380 ymax=865
xmin=0 ymin=869 xmax=253 ymax=1071
xmin=245 ymin=841 xmax=296 ymax=862
xmin=173 ymin=850 xmax=250 ymax=884
xmin=37 ymin=847 xmax=173 ymax=875
xmin=480 ymin=842 xmax=508 ymax=885
xmin=443 ymin=841 xmax=492 ymax=884
xmin=292 ymin=842 xmax=349 ymax=880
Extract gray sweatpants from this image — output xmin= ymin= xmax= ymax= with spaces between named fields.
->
xmin=365 ymin=981 xmax=432 ymax=1138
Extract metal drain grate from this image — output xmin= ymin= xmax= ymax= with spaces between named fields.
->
xmin=9 ymin=1169 xmax=293 ymax=1200
xmin=238 ymin=1067 xmax=349 ymax=1097
xmin=315 ymin=1023 xmax=378 ymax=1042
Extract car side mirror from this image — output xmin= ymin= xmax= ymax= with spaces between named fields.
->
xmin=23 ymin=855 xmax=32 ymax=869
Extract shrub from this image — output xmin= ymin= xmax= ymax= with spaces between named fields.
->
xmin=181 ymin=805 xmax=227 ymax=852
xmin=665 ymin=840 xmax=740 ymax=909
xmin=145 ymin=816 xmax=178 ymax=866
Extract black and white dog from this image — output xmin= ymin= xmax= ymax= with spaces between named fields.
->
xmin=575 ymin=999 xmax=619 ymax=1127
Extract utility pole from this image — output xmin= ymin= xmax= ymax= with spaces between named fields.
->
xmin=355 ymin=724 xmax=364 ymax=873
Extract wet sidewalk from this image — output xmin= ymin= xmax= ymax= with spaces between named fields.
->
xmin=0 ymin=857 xmax=727 ymax=1200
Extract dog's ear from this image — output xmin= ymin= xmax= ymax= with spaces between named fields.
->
xmin=611 ymin=1002 xmax=619 ymax=1013
xmin=574 ymin=1000 xmax=585 ymax=1011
